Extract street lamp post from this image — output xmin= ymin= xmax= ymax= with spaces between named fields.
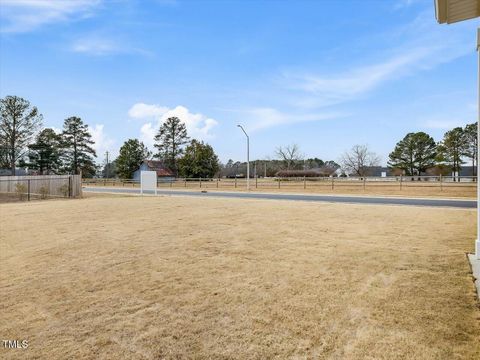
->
xmin=434 ymin=0 xmax=480 ymax=259
xmin=237 ymin=125 xmax=250 ymax=191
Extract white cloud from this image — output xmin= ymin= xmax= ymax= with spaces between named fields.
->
xmin=89 ymin=124 xmax=115 ymax=160
xmin=139 ymin=122 xmax=157 ymax=149
xmin=129 ymin=103 xmax=169 ymax=119
xmin=70 ymin=35 xmax=152 ymax=56
xmin=71 ymin=37 xmax=119 ymax=56
xmin=282 ymin=11 xmax=474 ymax=109
xmin=284 ymin=48 xmax=434 ymax=107
xmin=0 ymin=0 xmax=101 ymax=33
xmin=218 ymin=107 xmax=346 ymax=132
xmin=128 ymin=103 xmax=219 ymax=147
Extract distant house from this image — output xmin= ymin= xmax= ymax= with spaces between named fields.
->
xmin=132 ymin=160 xmax=174 ymax=181
xmin=366 ymin=166 xmax=393 ymax=177
xmin=0 ymin=168 xmax=28 ymax=176
xmin=342 ymin=166 xmax=393 ymax=177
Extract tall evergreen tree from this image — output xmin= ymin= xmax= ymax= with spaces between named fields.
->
xmin=26 ymin=128 xmax=61 ymax=174
xmin=116 ymin=139 xmax=151 ymax=179
xmin=178 ymin=140 xmax=219 ymax=178
xmin=438 ymin=127 xmax=466 ymax=181
xmin=154 ymin=117 xmax=189 ymax=176
xmin=61 ymin=117 xmax=96 ymax=176
xmin=388 ymin=132 xmax=437 ymax=176
xmin=0 ymin=96 xmax=43 ymax=175
xmin=463 ymin=123 xmax=477 ymax=177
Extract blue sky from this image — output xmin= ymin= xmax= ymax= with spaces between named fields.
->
xmin=0 ymin=0 xmax=478 ymax=164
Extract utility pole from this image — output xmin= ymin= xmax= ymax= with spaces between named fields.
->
xmin=105 ymin=151 xmax=109 ymax=179
xmin=237 ymin=125 xmax=250 ymax=190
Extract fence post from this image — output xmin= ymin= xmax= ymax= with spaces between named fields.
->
xmin=235 ymin=177 xmax=237 ymax=188
xmin=217 ymin=178 xmax=219 ymax=188
xmin=278 ymin=178 xmax=281 ymax=189
xmin=440 ymin=174 xmax=443 ymax=191
xmin=68 ymin=176 xmax=72 ymax=198
xmin=27 ymin=179 xmax=30 ymax=201
xmin=256 ymin=176 xmax=258 ymax=189
xmin=331 ymin=176 xmax=334 ymax=190
xmin=199 ymin=177 xmax=202 ymax=188
xmin=400 ymin=175 xmax=403 ymax=190
xmin=303 ymin=176 xmax=306 ymax=189
xmin=185 ymin=178 xmax=187 ymax=187
xmin=363 ymin=176 xmax=366 ymax=190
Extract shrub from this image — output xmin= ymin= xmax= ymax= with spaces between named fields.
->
xmin=59 ymin=184 xmax=69 ymax=197
xmin=276 ymin=170 xmax=318 ymax=178
xmin=15 ymin=183 xmax=27 ymax=200
xmin=39 ymin=186 xmax=49 ymax=199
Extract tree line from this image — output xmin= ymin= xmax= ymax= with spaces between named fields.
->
xmin=112 ymin=116 xmax=220 ymax=179
xmin=387 ymin=126 xmax=477 ymax=178
xmin=0 ymin=96 xmax=221 ymax=179
xmin=1 ymin=95 xmax=476 ymax=179
xmin=0 ymin=96 xmax=96 ymax=176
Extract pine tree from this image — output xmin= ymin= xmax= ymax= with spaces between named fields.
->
xmin=388 ymin=132 xmax=437 ymax=176
xmin=27 ymin=128 xmax=62 ymax=174
xmin=154 ymin=117 xmax=189 ymax=176
xmin=463 ymin=123 xmax=477 ymax=177
xmin=61 ymin=117 xmax=96 ymax=176
xmin=439 ymin=127 xmax=466 ymax=181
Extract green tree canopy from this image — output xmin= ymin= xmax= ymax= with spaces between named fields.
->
xmin=61 ymin=116 xmax=96 ymax=176
xmin=178 ymin=139 xmax=219 ymax=178
xmin=116 ymin=139 xmax=151 ymax=179
xmin=102 ymin=159 xmax=118 ymax=178
xmin=0 ymin=95 xmax=43 ymax=175
xmin=26 ymin=128 xmax=62 ymax=174
xmin=154 ymin=117 xmax=190 ymax=176
xmin=463 ymin=123 xmax=477 ymax=176
xmin=388 ymin=132 xmax=437 ymax=176
xmin=438 ymin=127 xmax=466 ymax=180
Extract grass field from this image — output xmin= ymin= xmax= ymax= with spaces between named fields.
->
xmin=1 ymin=194 xmax=479 ymax=359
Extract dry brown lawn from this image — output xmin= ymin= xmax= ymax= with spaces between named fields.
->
xmin=1 ymin=194 xmax=479 ymax=359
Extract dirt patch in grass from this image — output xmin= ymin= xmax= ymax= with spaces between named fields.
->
xmin=1 ymin=196 xmax=479 ymax=359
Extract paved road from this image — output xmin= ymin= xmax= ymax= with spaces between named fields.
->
xmin=83 ymin=186 xmax=476 ymax=209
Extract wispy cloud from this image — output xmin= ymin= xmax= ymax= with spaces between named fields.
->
xmin=71 ymin=35 xmax=152 ymax=56
xmin=128 ymin=103 xmax=218 ymax=148
xmin=219 ymin=107 xmax=346 ymax=132
xmin=0 ymin=0 xmax=101 ymax=33
xmin=283 ymin=47 xmax=435 ymax=107
xmin=281 ymin=10 xmax=474 ymax=109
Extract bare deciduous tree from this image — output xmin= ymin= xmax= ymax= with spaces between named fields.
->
xmin=0 ymin=96 xmax=43 ymax=175
xmin=340 ymin=144 xmax=380 ymax=176
xmin=275 ymin=144 xmax=303 ymax=170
